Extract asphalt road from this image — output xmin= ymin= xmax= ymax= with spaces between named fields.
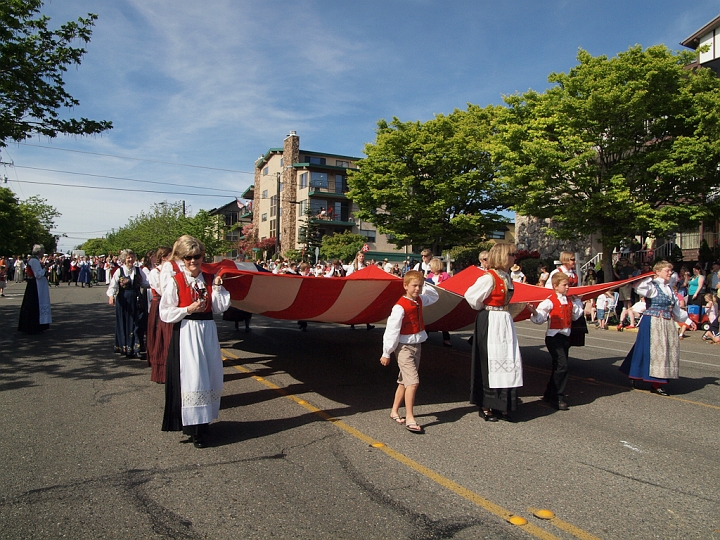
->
xmin=0 ymin=280 xmax=718 ymax=539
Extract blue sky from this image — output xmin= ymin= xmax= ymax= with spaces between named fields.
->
xmin=2 ymin=0 xmax=718 ymax=252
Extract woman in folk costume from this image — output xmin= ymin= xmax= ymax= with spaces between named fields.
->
xmin=18 ymin=244 xmax=52 ymax=333
xmin=160 ymin=235 xmax=230 ymax=448
xmin=620 ymin=260 xmax=695 ymax=396
xmin=77 ymin=256 xmax=91 ymax=287
xmin=546 ymin=250 xmax=588 ymax=346
xmin=464 ymin=243 xmax=523 ymax=422
xmin=146 ymin=246 xmax=173 ymax=383
xmin=107 ymin=249 xmax=148 ymax=358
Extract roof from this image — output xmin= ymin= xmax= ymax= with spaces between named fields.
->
xmin=680 ymin=14 xmax=720 ymax=49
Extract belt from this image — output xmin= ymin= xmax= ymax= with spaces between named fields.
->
xmin=186 ymin=312 xmax=213 ymax=320
xmin=485 ymin=305 xmax=509 ymax=311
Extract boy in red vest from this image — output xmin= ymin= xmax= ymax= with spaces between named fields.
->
xmin=380 ymin=270 xmax=439 ymax=433
xmin=528 ymin=272 xmax=584 ymax=410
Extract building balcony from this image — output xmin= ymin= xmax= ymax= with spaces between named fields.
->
xmin=308 ymin=187 xmax=348 ymax=198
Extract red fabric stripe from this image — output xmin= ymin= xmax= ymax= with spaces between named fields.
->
xmin=262 ymin=277 xmax=347 ymax=319
xmin=343 ymin=281 xmax=404 ymax=325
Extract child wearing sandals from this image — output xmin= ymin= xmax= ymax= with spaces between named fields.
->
xmin=380 ymin=270 xmax=439 ymax=433
xmin=701 ymin=293 xmax=719 ymax=344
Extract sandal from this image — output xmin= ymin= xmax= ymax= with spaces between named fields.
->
xmin=405 ymin=422 xmax=423 ymax=433
xmin=481 ymin=408 xmax=498 ymax=422
xmin=390 ymin=415 xmax=405 ymax=424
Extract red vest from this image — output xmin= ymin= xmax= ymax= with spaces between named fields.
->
xmin=172 ymin=262 xmax=213 ymax=312
xmin=484 ymin=270 xmax=509 ymax=307
xmin=548 ymin=294 xmax=573 ymax=329
xmin=559 ymin=266 xmax=578 ymax=287
xmin=25 ymin=262 xmax=35 ymax=278
xmin=397 ymin=296 xmax=424 ymax=335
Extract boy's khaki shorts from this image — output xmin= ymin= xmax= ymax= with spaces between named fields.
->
xmin=396 ymin=343 xmax=421 ymax=387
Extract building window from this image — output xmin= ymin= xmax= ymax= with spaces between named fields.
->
xmin=299 ymin=199 xmax=308 ymax=215
xmin=336 ymin=160 xmax=349 ymax=168
xmin=360 ymin=229 xmax=376 ymax=242
xmin=299 ymin=172 xmax=308 ymax=189
xmin=262 ymin=189 xmax=268 ymax=199
xmin=263 ymin=166 xmax=269 ymax=176
xmin=224 ymin=211 xmax=238 ymax=227
xmin=310 ymin=172 xmax=328 ymax=189
xmin=335 ymin=175 xmax=346 ymax=193
xmin=270 ymin=195 xmax=277 ymax=217
xmin=304 ymin=156 xmax=326 ymax=165
xmin=487 ymin=230 xmax=506 ymax=239
xmin=270 ymin=220 xmax=276 ymax=238
xmin=280 ymin=158 xmax=284 ymax=167
xmin=261 ymin=213 xmax=267 ymax=222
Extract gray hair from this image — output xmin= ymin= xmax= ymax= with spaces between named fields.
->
xmin=118 ymin=249 xmax=136 ymax=264
xmin=31 ymin=244 xmax=45 ymax=257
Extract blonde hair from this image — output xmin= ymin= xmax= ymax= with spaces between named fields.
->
xmin=171 ymin=235 xmax=205 ymax=260
xmin=653 ymin=260 xmax=673 ymax=273
xmin=403 ymin=270 xmax=424 ymax=286
xmin=486 ymin=243 xmax=515 ymax=271
xmin=478 ymin=251 xmax=489 ymax=264
xmin=551 ymin=272 xmax=569 ymax=288
xmin=559 ymin=251 xmax=575 ymax=265
xmin=428 ymin=257 xmax=444 ymax=274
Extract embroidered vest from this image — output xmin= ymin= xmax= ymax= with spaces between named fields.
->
xmin=485 ymin=269 xmax=513 ymax=307
xmin=644 ymin=282 xmax=674 ymax=320
xmin=119 ymin=266 xmax=141 ymax=291
xmin=548 ymin=294 xmax=572 ymax=329
xmin=173 ymin=267 xmax=213 ymax=312
xmin=397 ymin=296 xmax=424 ymax=335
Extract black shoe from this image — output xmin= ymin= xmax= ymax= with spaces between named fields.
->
xmin=556 ymin=400 xmax=569 ymax=411
xmin=192 ymin=436 xmax=206 ymax=448
xmin=651 ymin=386 xmax=669 ymax=396
xmin=366 ymin=324 xmax=375 ymax=331
xmin=480 ymin=409 xmax=498 ymax=422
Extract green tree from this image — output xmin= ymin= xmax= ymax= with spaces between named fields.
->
xmin=99 ymin=201 xmax=231 ymax=259
xmin=493 ymin=45 xmax=720 ymax=277
xmin=448 ymin=240 xmax=494 ymax=272
xmin=320 ymin=231 xmax=365 ymax=263
xmin=347 ymin=107 xmax=508 ymax=254
xmin=0 ymin=187 xmax=59 ymax=254
xmin=0 ymin=0 xmax=112 ymax=146
xmin=79 ymin=237 xmax=109 ymax=256
xmin=297 ymin=207 xmax=321 ymax=261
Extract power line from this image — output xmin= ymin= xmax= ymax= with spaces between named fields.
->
xmin=19 ymin=142 xmax=255 ymax=175
xmin=8 ymin=178 xmax=242 ymax=198
xmin=13 ymin=165 xmax=246 ymax=194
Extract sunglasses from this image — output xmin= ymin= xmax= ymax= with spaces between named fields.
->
xmin=183 ymin=254 xmax=203 ymax=261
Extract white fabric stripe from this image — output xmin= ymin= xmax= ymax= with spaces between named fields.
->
xmin=239 ymin=274 xmax=303 ymax=313
xmin=306 ymin=280 xmax=391 ymax=322
xmin=422 ymin=288 xmax=464 ymax=325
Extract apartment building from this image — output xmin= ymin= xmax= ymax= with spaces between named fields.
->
xmin=252 ymin=131 xmax=409 ymax=261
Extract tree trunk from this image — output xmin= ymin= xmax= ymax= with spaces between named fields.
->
xmin=602 ymin=243 xmax=615 ymax=283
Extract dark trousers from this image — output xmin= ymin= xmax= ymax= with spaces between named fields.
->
xmin=544 ymin=333 xmax=570 ymax=401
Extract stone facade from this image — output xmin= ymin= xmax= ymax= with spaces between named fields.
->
xmin=514 ymin=214 xmax=601 ymax=263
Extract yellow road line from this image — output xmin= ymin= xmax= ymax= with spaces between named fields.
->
xmin=222 ymin=350 xmax=597 ymax=540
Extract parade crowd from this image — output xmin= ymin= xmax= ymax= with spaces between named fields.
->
xmin=7 ymin=240 xmax=719 ymax=445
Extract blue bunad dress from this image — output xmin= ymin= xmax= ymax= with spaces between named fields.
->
xmin=620 ymin=278 xmax=691 ymax=388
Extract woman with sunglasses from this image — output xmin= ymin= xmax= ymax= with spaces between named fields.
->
xmin=464 ymin=243 xmax=523 ymax=422
xmin=160 ymin=235 xmax=231 ymax=448
xmin=107 ymin=249 xmax=149 ymax=358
